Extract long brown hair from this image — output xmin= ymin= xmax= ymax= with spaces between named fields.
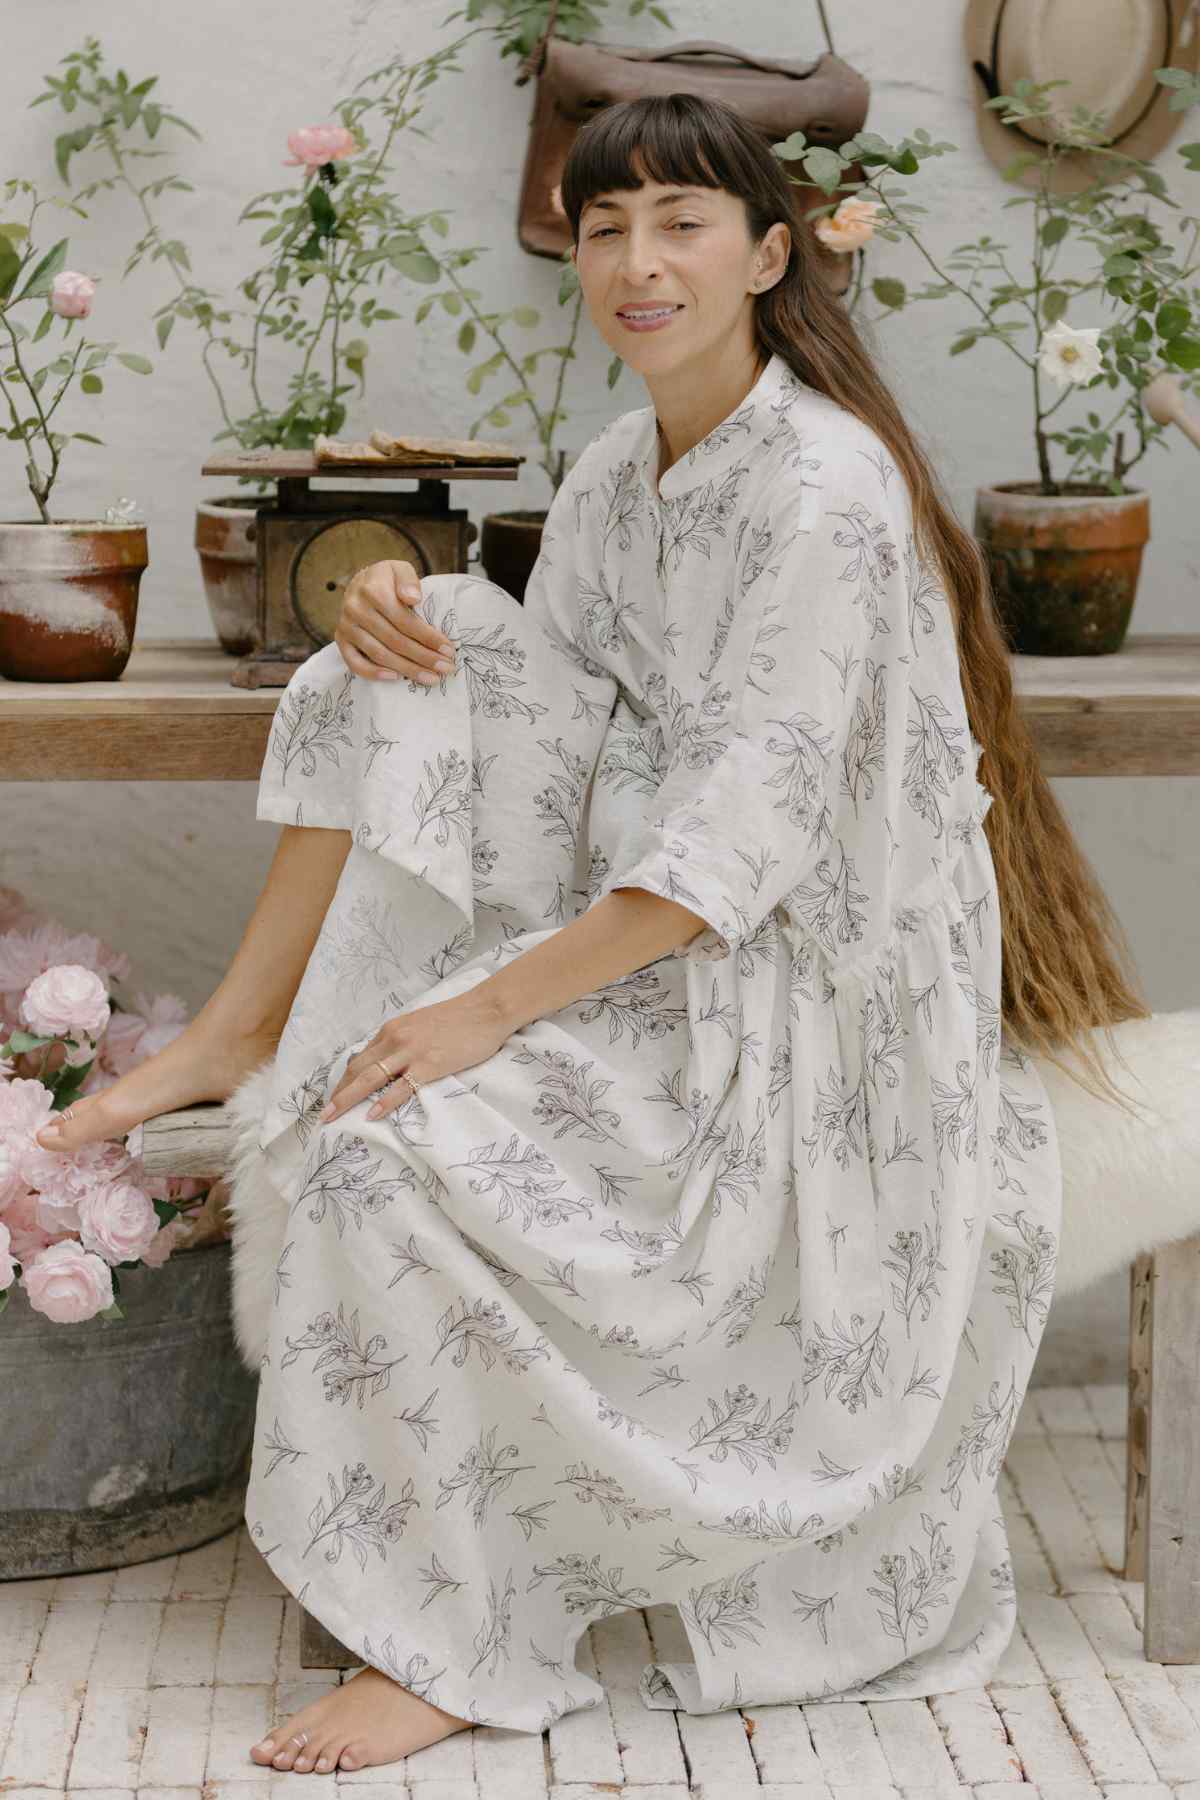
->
xmin=560 ymin=90 xmax=1151 ymax=1113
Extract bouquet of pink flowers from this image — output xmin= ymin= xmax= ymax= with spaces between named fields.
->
xmin=0 ymin=884 xmax=212 ymax=1326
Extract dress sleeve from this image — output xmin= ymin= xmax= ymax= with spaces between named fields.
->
xmin=596 ymin=458 xmax=911 ymax=961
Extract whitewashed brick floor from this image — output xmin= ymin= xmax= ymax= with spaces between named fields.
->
xmin=4 ymin=1381 xmax=1200 ymax=1799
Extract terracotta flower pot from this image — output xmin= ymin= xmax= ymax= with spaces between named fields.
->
xmin=974 ymin=482 xmax=1150 ymax=656
xmin=195 ymin=494 xmax=261 ymax=656
xmin=479 ymin=508 xmax=548 ymax=602
xmin=0 ymin=520 xmax=149 ymax=682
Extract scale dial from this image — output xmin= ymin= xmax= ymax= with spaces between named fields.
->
xmin=290 ymin=517 xmax=428 ymax=643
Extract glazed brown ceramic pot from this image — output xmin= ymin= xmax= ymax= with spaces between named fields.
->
xmin=478 ymin=509 xmax=548 ymax=603
xmin=974 ymin=482 xmax=1150 ymax=656
xmin=195 ymin=494 xmax=261 ymax=656
xmin=0 ymin=520 xmax=150 ymax=682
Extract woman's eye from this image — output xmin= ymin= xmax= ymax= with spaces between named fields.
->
xmin=590 ymin=222 xmax=701 ymax=239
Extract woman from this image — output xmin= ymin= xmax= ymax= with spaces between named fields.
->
xmin=38 ymin=93 xmax=1148 ymax=1771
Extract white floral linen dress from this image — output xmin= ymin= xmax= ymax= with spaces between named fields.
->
xmin=238 ymin=350 xmax=1061 ymax=1732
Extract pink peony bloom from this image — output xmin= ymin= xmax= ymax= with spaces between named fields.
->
xmin=0 ymin=918 xmax=130 ymax=1002
xmin=284 ymin=125 xmax=358 ymax=169
xmin=140 ymin=1216 xmax=191 ymax=1268
xmin=34 ymin=1139 xmax=135 ymax=1236
xmin=23 ymin=1239 xmax=113 ymax=1322
xmin=49 ymin=271 xmax=97 ymax=319
xmin=0 ymin=1134 xmax=24 ymax=1209
xmin=0 ymin=1218 xmax=15 ymax=1289
xmin=813 ymin=197 xmax=881 ymax=254
xmin=2 ymin=1188 xmax=71 ymax=1265
xmin=20 ymin=963 xmax=110 ymax=1062
xmin=77 ymin=1177 xmax=159 ymax=1265
xmin=0 ymin=1075 xmax=62 ymax=1188
xmin=102 ymin=990 xmax=188 ymax=1076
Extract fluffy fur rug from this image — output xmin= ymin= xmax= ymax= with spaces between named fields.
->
xmin=219 ymin=1011 xmax=1200 ymax=1374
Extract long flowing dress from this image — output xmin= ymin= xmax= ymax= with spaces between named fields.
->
xmin=237 ymin=349 xmax=1062 ymax=1732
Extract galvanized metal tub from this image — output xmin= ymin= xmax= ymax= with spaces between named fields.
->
xmin=0 ymin=1240 xmax=258 ymax=1579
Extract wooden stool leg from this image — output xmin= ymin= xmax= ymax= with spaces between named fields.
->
xmin=299 ymin=1604 xmax=360 ymax=1670
xmin=1125 ymin=1252 xmax=1152 ymax=1582
xmin=1143 ymin=1233 xmax=1200 ymax=1662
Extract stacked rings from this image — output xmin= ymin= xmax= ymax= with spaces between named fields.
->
xmin=374 ymin=1058 xmax=421 ymax=1099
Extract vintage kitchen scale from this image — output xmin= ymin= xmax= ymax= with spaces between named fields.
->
xmin=200 ymin=435 xmax=525 ymax=688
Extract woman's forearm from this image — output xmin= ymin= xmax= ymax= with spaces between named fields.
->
xmin=478 ymin=888 xmax=707 ymax=1034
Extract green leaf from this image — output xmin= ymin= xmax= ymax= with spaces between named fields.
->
xmin=1156 ymin=300 xmax=1190 ymax=338
xmin=72 ymin=432 xmax=104 ymax=444
xmin=1163 ymin=334 xmax=1200 ymax=370
xmin=871 ymin=277 xmax=906 ymax=309
xmin=1102 ymin=252 xmax=1141 ymax=278
xmin=343 ymin=338 xmax=368 ymax=362
xmin=0 ymin=233 xmax=21 ymax=302
xmin=511 ymin=304 xmax=539 ymax=326
xmin=13 ymin=236 xmax=68 ymax=303
xmin=1041 ymin=215 xmax=1069 ymax=246
xmin=155 ymin=312 xmax=174 ymax=349
xmin=1180 ymin=141 xmax=1200 ymax=170
xmin=390 ymin=249 xmax=440 ymax=283
xmin=801 ymin=147 xmax=844 ymax=194
xmin=457 ymin=319 xmax=476 ymax=353
xmin=1042 ymin=288 xmax=1069 ymax=325
xmin=116 ymin=352 xmax=152 ymax=374
xmin=949 ymin=332 xmax=978 ymax=355
xmin=80 ymin=373 xmax=103 ymax=394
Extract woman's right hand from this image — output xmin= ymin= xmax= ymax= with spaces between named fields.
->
xmin=334 ymin=559 xmax=457 ymax=684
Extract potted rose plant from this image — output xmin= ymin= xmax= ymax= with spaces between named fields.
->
xmin=780 ymin=75 xmax=1200 ymax=653
xmin=0 ymin=180 xmax=153 ymax=681
xmin=0 ymin=881 xmax=257 ymax=1576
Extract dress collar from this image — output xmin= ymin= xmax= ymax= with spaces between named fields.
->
xmin=634 ymin=350 xmax=800 ymax=503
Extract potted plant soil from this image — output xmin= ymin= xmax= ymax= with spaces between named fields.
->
xmin=0 ymin=191 xmax=153 ymax=682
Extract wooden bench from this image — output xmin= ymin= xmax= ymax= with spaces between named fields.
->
xmin=143 ymin=1103 xmax=1200 ymax=1669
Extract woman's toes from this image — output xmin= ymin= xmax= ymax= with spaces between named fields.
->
xmin=272 ymin=1735 xmax=307 ymax=1769
xmin=250 ymin=1737 xmax=277 ymax=1765
xmin=339 ymin=1743 xmax=364 ymax=1769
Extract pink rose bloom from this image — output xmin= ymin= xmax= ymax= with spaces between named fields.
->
xmin=284 ymin=125 xmax=357 ymax=169
xmin=23 ymin=1239 xmax=113 ymax=1323
xmin=0 ymin=1218 xmax=16 ymax=1289
xmin=49 ymin=271 xmax=97 ymax=320
xmin=140 ymin=1216 xmax=191 ymax=1268
xmin=78 ymin=1177 xmax=160 ymax=1265
xmin=2 ymin=1188 xmax=71 ymax=1265
xmin=20 ymin=963 xmax=110 ymax=1063
xmin=813 ymin=197 xmax=881 ymax=253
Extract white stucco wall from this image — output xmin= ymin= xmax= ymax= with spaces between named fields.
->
xmin=4 ymin=0 xmax=1198 ymax=1380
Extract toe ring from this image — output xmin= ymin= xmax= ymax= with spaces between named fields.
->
xmin=291 ymin=1731 xmax=309 ymax=1747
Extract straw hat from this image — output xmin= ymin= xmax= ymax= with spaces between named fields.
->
xmin=965 ymin=0 xmax=1200 ymax=192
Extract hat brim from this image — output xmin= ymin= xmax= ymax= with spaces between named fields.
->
xmin=964 ymin=0 xmax=1200 ymax=192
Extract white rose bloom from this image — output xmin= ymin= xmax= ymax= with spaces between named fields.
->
xmin=1039 ymin=322 xmax=1103 ymax=388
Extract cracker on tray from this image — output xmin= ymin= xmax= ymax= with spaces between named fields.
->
xmin=313 ymin=431 xmax=522 ymax=466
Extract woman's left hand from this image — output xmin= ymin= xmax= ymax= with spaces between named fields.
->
xmin=318 ymin=986 xmax=512 ymax=1125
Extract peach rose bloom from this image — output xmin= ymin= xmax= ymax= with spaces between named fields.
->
xmin=284 ymin=126 xmax=358 ymax=169
xmin=49 ymin=272 xmax=97 ymax=319
xmin=813 ymin=197 xmax=881 ymax=253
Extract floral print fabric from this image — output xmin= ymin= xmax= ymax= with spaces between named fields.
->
xmin=239 ymin=351 xmax=1061 ymax=1732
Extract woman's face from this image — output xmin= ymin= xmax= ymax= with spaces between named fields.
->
xmin=571 ymin=166 xmax=789 ymax=373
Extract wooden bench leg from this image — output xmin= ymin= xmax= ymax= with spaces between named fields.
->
xmin=1141 ymin=1233 xmax=1200 ymax=1662
xmin=1124 ymin=1252 xmax=1151 ymax=1583
xmin=299 ymin=1604 xmax=360 ymax=1670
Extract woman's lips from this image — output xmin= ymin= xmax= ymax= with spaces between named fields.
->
xmin=616 ymin=305 xmax=683 ymax=332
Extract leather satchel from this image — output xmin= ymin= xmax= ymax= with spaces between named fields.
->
xmin=515 ymin=38 xmax=870 ymax=291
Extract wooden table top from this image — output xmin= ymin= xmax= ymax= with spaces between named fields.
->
xmin=2 ymin=634 xmax=1198 ymax=780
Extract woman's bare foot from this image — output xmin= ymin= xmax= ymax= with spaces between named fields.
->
xmin=32 ymin=1021 xmax=282 ymax=1157
xmin=249 ymin=1665 xmax=471 ymax=1773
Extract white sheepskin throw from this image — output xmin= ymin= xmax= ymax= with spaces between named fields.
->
xmin=1030 ymin=1008 xmax=1200 ymax=1297
xmin=221 ymin=1057 xmax=292 ymax=1372
xmin=220 ymin=1011 xmax=1200 ymax=1370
